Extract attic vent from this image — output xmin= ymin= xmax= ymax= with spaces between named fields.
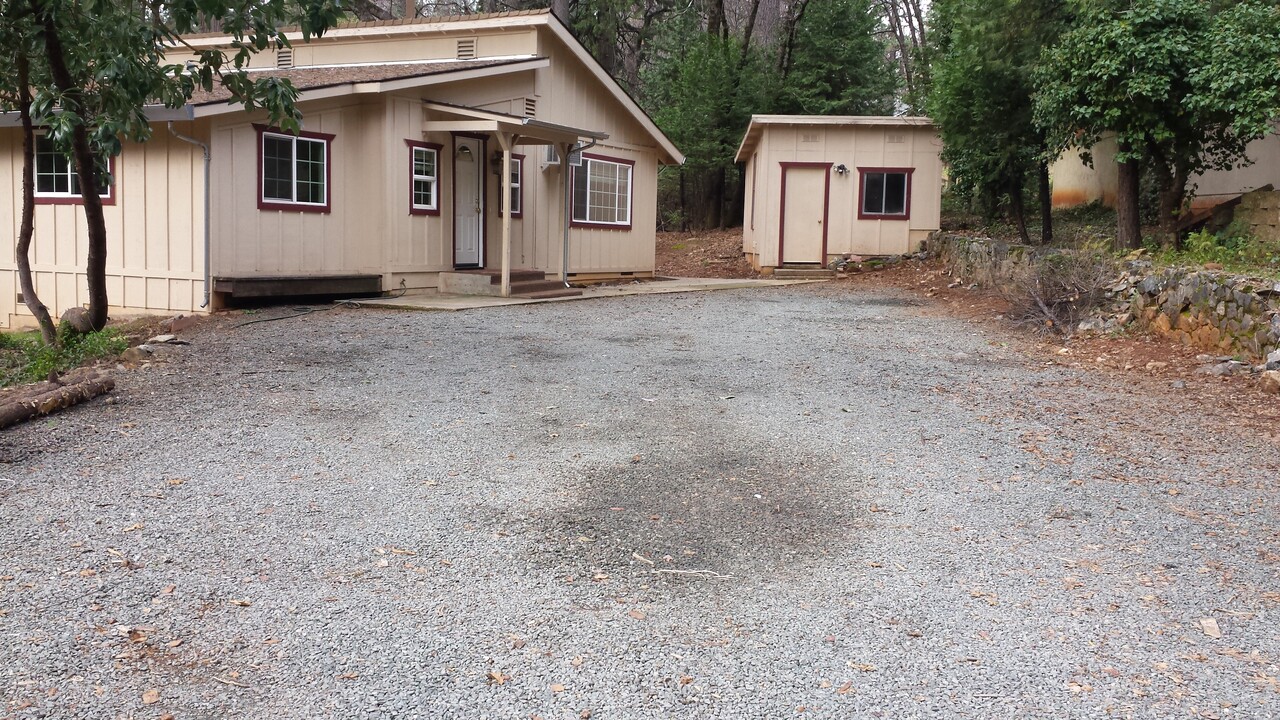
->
xmin=456 ymin=38 xmax=477 ymax=59
xmin=887 ymin=132 xmax=906 ymax=144
xmin=800 ymin=132 xmax=819 ymax=143
xmin=277 ymin=47 xmax=294 ymax=68
xmin=524 ymin=97 xmax=537 ymax=118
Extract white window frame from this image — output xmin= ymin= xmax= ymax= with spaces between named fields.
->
xmin=411 ymin=145 xmax=439 ymax=213
xmin=260 ymin=129 xmax=329 ymax=209
xmin=498 ymin=155 xmax=523 ymax=217
xmin=572 ymin=155 xmax=633 ymax=228
xmin=33 ymin=134 xmax=113 ymax=201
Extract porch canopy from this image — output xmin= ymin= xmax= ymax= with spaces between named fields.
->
xmin=422 ymin=101 xmax=608 ymax=297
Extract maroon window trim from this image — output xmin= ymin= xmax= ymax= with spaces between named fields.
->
xmin=857 ymin=166 xmax=914 ymax=221
xmin=406 ymin=139 xmax=443 ymax=217
xmin=33 ymin=151 xmax=117 ymax=207
xmin=777 ymin=162 xmax=832 ymax=265
xmin=570 ymin=152 xmax=635 ymax=231
xmin=498 ymin=153 xmax=525 ymax=219
xmin=255 ymin=123 xmax=335 ymax=214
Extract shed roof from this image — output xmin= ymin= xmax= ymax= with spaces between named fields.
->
xmin=734 ymin=115 xmax=935 ymax=163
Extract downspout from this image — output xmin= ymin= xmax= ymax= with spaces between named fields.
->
xmin=168 ymin=122 xmax=212 ymax=308
xmin=562 ymin=139 xmax=598 ymax=287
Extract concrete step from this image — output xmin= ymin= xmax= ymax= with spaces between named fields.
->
xmin=509 ymin=280 xmax=575 ymax=295
xmin=773 ymin=267 xmax=835 ymax=279
xmin=514 ymin=288 xmax=583 ymax=300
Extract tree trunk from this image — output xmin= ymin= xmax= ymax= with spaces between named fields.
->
xmin=550 ymin=0 xmax=571 ymax=25
xmin=15 ymin=53 xmax=57 ymax=346
xmin=1156 ymin=160 xmax=1189 ymax=248
xmin=1009 ymin=182 xmax=1031 ymax=245
xmin=36 ymin=0 xmax=110 ymax=330
xmin=679 ymin=168 xmax=688 ymax=232
xmin=1115 ymin=155 xmax=1142 ymax=250
xmin=1038 ymin=160 xmax=1053 ymax=245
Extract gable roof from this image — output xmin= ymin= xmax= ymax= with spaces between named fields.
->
xmin=188 ymin=57 xmax=543 ymax=106
xmin=179 ymin=10 xmax=683 ymax=164
xmin=735 ymin=115 xmax=935 ymax=163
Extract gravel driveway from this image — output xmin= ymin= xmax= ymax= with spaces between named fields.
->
xmin=2 ymin=283 xmax=1278 ymax=719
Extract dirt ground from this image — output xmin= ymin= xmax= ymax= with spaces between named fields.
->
xmin=655 ymin=229 xmax=760 ymax=279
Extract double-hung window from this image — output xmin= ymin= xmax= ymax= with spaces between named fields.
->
xmin=858 ymin=168 xmax=913 ymax=220
xmin=258 ymin=126 xmax=332 ymax=212
xmin=572 ymin=154 xmax=633 ymax=228
xmin=34 ymin=135 xmax=113 ymax=204
xmin=407 ymin=141 xmax=441 ymax=215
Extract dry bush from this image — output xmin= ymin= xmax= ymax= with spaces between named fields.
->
xmin=1001 ymin=249 xmax=1118 ymax=334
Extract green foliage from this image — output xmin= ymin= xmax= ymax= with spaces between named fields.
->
xmin=775 ymin=0 xmax=896 ymax=116
xmin=1034 ymin=0 xmax=1280 ymax=180
xmin=0 ymin=329 xmax=127 ymax=388
xmin=9 ymin=1 xmax=344 ymax=173
xmin=929 ymin=0 xmax=1063 ymax=207
xmin=1151 ymin=225 xmax=1280 ymax=273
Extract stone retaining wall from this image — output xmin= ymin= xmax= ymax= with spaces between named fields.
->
xmin=928 ymin=233 xmax=1280 ymax=361
xmin=1233 ymin=190 xmax=1280 ymax=244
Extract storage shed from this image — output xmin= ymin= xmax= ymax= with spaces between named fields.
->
xmin=735 ymin=115 xmax=942 ymax=271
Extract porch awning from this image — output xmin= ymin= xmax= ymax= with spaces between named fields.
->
xmin=421 ymin=100 xmax=607 ymax=146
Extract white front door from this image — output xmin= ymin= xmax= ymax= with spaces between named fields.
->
xmin=453 ymin=136 xmax=485 ymax=267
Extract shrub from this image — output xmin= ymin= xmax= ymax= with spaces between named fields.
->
xmin=1001 ymin=249 xmax=1117 ymax=333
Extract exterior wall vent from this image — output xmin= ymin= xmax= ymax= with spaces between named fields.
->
xmin=800 ymin=132 xmax=819 ymax=143
xmin=277 ymin=47 xmax=294 ymax=68
xmin=524 ymin=97 xmax=537 ymax=118
xmin=887 ymin=132 xmax=906 ymax=144
xmin=456 ymin=38 xmax=477 ymax=59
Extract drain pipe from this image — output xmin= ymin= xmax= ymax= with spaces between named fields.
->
xmin=168 ymin=123 xmax=212 ymax=308
xmin=561 ymin=139 xmax=598 ymax=287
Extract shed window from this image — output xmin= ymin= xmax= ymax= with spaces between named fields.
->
xmin=259 ymin=127 xmax=331 ymax=212
xmin=34 ymin=135 xmax=112 ymax=203
xmin=859 ymin=168 xmax=913 ymax=220
xmin=572 ymin=155 xmax=633 ymax=228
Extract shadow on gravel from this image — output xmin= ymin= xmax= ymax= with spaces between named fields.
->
xmin=512 ymin=446 xmax=870 ymax=583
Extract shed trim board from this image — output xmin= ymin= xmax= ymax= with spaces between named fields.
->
xmin=778 ymin=162 xmax=831 ymax=265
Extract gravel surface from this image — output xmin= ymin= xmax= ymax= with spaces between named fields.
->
xmin=2 ymin=283 xmax=1279 ymax=719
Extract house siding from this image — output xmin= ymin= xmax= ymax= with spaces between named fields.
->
xmin=0 ymin=122 xmax=206 ymax=330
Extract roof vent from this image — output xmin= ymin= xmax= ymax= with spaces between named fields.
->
xmin=456 ymin=38 xmax=477 ymax=60
xmin=277 ymin=47 xmax=294 ymax=68
xmin=524 ymin=97 xmax=537 ymax=118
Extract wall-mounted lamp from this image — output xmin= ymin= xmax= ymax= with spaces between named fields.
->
xmin=834 ymin=164 xmax=849 ymax=176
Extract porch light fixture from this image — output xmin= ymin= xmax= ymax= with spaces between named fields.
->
xmin=834 ymin=164 xmax=849 ymax=176
xmin=456 ymin=145 xmax=474 ymax=161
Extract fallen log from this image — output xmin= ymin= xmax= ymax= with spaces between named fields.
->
xmin=0 ymin=372 xmax=115 ymax=430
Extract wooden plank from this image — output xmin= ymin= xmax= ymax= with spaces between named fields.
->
xmin=212 ymin=274 xmax=381 ymax=298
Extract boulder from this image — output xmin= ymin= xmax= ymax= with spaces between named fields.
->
xmin=59 ymin=307 xmax=94 ymax=336
xmin=119 ymin=346 xmax=153 ymax=364
xmin=1261 ymin=370 xmax=1280 ymax=395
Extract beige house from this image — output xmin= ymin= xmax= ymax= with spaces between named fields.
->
xmin=0 ymin=10 xmax=683 ymax=330
xmin=734 ymin=115 xmax=942 ymax=271
xmin=1051 ymin=132 xmax=1280 ymax=211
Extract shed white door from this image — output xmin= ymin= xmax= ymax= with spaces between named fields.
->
xmin=780 ymin=165 xmax=828 ymax=265
xmin=454 ymin=136 xmax=485 ymax=268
